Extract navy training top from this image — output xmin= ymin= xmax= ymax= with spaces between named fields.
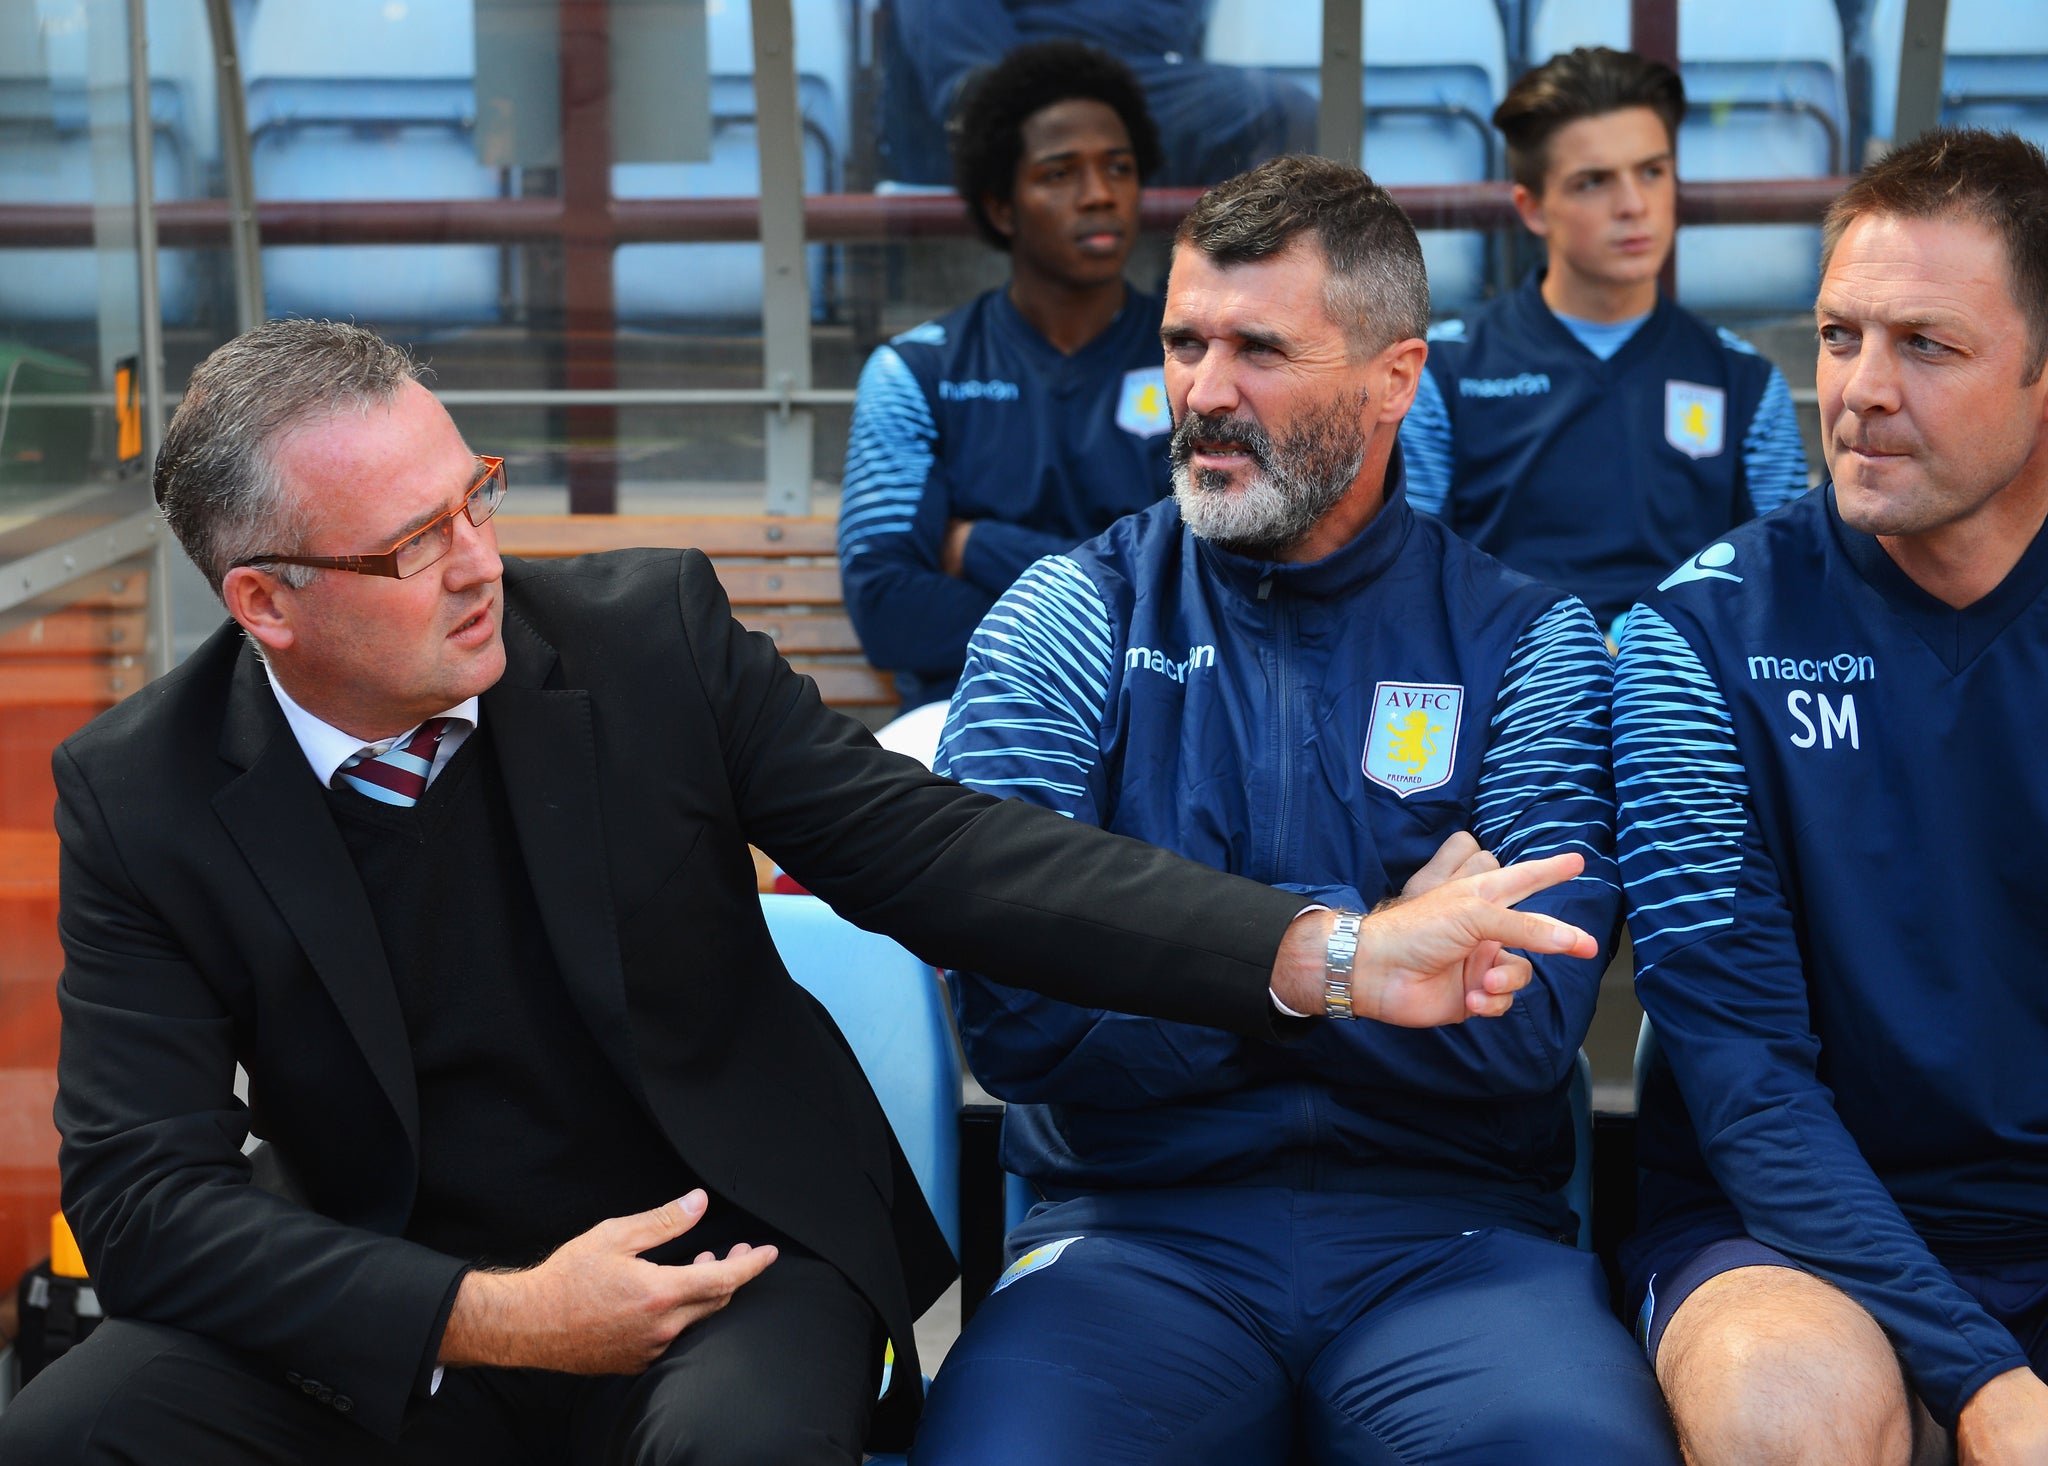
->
xmin=935 ymin=453 xmax=1621 ymax=1237
xmin=1613 ymin=489 xmax=2048 ymax=1422
xmin=1401 ymin=271 xmax=1808 ymax=630
xmin=838 ymin=285 xmax=1175 ymax=711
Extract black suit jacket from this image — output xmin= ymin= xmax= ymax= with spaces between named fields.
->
xmin=51 ymin=550 xmax=1303 ymax=1442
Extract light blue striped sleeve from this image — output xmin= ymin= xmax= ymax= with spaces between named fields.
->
xmin=837 ymin=345 xmax=934 ymax=561
xmin=1716 ymin=328 xmax=1808 ymax=517
xmin=1611 ymin=605 xmax=1747 ymax=972
xmin=1400 ymin=367 xmax=1454 ymax=517
xmin=1297 ymin=595 xmax=1617 ymax=1096
xmin=935 ymin=554 xmax=1116 ymax=822
xmin=1741 ymin=366 xmax=1809 ymax=517
xmin=1472 ymin=598 xmax=1617 ymax=884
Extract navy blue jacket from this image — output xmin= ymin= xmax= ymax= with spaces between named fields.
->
xmin=1401 ymin=272 xmax=1807 ymax=629
xmin=839 ymin=287 xmax=1175 ymax=711
xmin=936 ymin=458 xmax=1621 ymax=1237
xmin=1613 ymin=489 xmax=2048 ymax=1422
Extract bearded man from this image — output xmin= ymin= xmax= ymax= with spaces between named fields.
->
xmin=911 ymin=156 xmax=1678 ymax=1466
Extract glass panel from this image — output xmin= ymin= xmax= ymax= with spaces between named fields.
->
xmin=229 ymin=0 xmax=781 ymax=512
xmin=0 ymin=0 xmax=162 ymax=1298
xmin=0 ymin=0 xmax=158 ymax=558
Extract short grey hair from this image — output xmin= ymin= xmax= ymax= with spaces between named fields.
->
xmin=155 ymin=319 xmax=425 ymax=595
xmin=1174 ymin=154 xmax=1431 ymax=356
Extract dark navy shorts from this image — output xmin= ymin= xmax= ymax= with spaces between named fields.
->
xmin=1627 ymin=1207 xmax=2048 ymax=1373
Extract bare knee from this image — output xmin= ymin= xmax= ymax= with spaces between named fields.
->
xmin=1657 ymin=1266 xmax=1915 ymax=1466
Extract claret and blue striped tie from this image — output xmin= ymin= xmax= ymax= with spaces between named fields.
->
xmin=335 ymin=717 xmax=455 ymax=807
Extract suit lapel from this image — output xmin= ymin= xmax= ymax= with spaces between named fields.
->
xmin=213 ymin=647 xmax=420 ymax=1151
xmin=484 ymin=609 xmax=643 ymax=1098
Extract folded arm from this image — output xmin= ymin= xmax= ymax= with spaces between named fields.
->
xmin=838 ymin=345 xmax=998 ymax=680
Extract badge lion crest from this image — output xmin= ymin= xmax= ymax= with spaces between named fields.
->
xmin=1116 ymin=366 xmax=1172 ymax=438
xmin=1664 ymin=380 xmax=1726 ymax=459
xmin=1363 ymin=682 xmax=1464 ymax=798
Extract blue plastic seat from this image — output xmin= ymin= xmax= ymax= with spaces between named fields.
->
xmin=758 ymin=892 xmax=959 ymax=1466
xmin=1864 ymin=0 xmax=2048 ymax=153
xmin=1530 ymin=0 xmax=1849 ymax=313
xmin=241 ymin=0 xmax=504 ymax=324
xmin=1203 ymin=0 xmax=1510 ymax=313
xmin=759 ymin=893 xmax=963 ymax=1254
xmin=611 ymin=0 xmax=849 ymax=323
xmin=0 ymin=0 xmax=204 ymax=324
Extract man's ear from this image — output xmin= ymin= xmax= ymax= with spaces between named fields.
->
xmin=982 ymin=193 xmax=1015 ymax=243
xmin=1375 ymin=337 xmax=1430 ymax=424
xmin=1511 ymin=181 xmax=1549 ymax=239
xmin=222 ymin=565 xmax=296 ymax=656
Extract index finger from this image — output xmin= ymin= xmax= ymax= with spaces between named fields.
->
xmin=1465 ymin=903 xmax=1598 ymax=961
xmin=1459 ymin=852 xmax=1587 ymax=911
xmin=658 ymin=1242 xmax=780 ymax=1305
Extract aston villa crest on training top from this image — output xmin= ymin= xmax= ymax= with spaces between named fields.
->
xmin=1363 ymin=682 xmax=1464 ymax=798
xmin=1116 ymin=366 xmax=1172 ymax=438
xmin=1664 ymin=379 xmax=1726 ymax=459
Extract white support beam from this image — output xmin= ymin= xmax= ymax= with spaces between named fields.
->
xmin=1893 ymin=0 xmax=1951 ymax=146
xmin=1319 ymin=0 xmax=1364 ymax=164
xmin=750 ymin=0 xmax=815 ymax=515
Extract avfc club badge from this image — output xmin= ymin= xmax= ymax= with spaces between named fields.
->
xmin=1363 ymin=682 xmax=1464 ymax=798
xmin=1116 ymin=367 xmax=1172 ymax=438
xmin=1665 ymin=380 xmax=1726 ymax=459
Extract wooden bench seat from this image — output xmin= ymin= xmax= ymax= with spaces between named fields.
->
xmin=0 ymin=566 xmax=149 ymax=1287
xmin=493 ymin=515 xmax=894 ymax=712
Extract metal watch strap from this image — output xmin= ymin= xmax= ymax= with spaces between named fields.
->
xmin=1323 ymin=911 xmax=1362 ymax=1020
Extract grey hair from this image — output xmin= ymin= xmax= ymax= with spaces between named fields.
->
xmin=1174 ymin=154 xmax=1431 ymax=356
xmin=155 ymin=319 xmax=426 ymax=596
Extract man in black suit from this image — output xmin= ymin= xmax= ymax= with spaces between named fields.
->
xmin=0 ymin=321 xmax=1595 ymax=1464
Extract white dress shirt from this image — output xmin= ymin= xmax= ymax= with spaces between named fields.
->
xmin=265 ymin=666 xmax=478 ymax=792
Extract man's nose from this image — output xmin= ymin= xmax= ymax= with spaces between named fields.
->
xmin=1837 ymin=336 xmax=1902 ymax=417
xmin=1180 ymin=351 xmax=1240 ymax=418
xmin=444 ymin=507 xmax=503 ymax=588
xmin=1077 ymin=162 xmax=1116 ymax=209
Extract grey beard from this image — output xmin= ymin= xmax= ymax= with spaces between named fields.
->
xmin=1171 ymin=402 xmax=1368 ymax=558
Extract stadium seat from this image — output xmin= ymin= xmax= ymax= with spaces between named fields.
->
xmin=611 ymin=0 xmax=848 ymax=322
xmin=759 ymin=892 xmax=963 ymax=1257
xmin=1529 ymin=0 xmax=1849 ymax=313
xmin=1863 ymin=0 xmax=2048 ymax=153
xmin=0 ymin=0 xmax=203 ymax=323
xmin=1203 ymin=0 xmax=1510 ymax=312
xmin=758 ymin=892 xmax=961 ymax=1466
xmin=1634 ymin=1012 xmax=1658 ymax=1113
xmin=241 ymin=0 xmax=504 ymax=324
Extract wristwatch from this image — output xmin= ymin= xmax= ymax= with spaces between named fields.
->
xmin=1323 ymin=910 xmax=1363 ymax=1020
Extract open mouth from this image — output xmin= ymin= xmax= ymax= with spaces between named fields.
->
xmin=1191 ymin=440 xmax=1255 ymax=465
xmin=1172 ymin=412 xmax=1270 ymax=476
xmin=449 ymin=602 xmax=493 ymax=640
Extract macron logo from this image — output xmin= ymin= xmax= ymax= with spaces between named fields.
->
xmin=938 ymin=379 xmax=1020 ymax=402
xmin=1658 ymin=542 xmax=1742 ymax=591
xmin=1126 ymin=644 xmax=1216 ymax=683
xmin=1459 ymin=373 xmax=1551 ymax=399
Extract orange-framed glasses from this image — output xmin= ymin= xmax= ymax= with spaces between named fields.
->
xmin=238 ymin=457 xmax=506 ymax=580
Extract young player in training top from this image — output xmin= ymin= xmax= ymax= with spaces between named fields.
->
xmin=839 ymin=42 xmax=1176 ymax=717
xmin=1613 ymin=131 xmax=2048 ymax=1463
xmin=1399 ymin=47 xmax=1807 ymax=635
